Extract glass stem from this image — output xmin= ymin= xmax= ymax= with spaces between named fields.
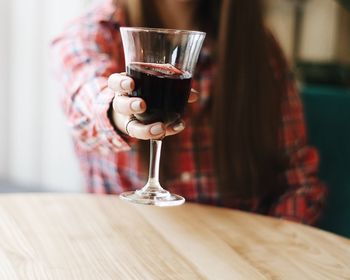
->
xmin=145 ymin=139 xmax=164 ymax=191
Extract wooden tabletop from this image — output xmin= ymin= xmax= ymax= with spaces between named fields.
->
xmin=0 ymin=194 xmax=349 ymax=280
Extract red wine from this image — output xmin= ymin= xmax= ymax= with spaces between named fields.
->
xmin=127 ymin=62 xmax=192 ymax=124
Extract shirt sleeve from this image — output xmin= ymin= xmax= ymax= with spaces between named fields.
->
xmin=50 ymin=3 xmax=130 ymax=153
xmin=270 ymin=78 xmax=327 ymax=225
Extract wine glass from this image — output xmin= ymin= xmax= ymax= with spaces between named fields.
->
xmin=119 ymin=27 xmax=205 ymax=206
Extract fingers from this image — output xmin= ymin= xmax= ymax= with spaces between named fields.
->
xmin=108 ymin=73 xmax=134 ymax=93
xmin=113 ymin=112 xmax=166 ymax=140
xmin=109 ymin=73 xmax=146 ymax=116
xmin=113 ymin=95 xmax=146 ymax=116
xmin=165 ymin=120 xmax=185 ymax=136
xmin=108 ymin=72 xmax=189 ymax=139
xmin=127 ymin=119 xmax=166 ymax=140
xmin=188 ymin=89 xmax=199 ymax=103
xmin=127 ymin=119 xmax=185 ymax=139
xmin=113 ymin=109 xmax=185 ymax=140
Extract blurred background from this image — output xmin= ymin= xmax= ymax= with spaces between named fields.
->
xmin=0 ymin=0 xmax=93 ymax=192
xmin=0 ymin=0 xmax=349 ymax=233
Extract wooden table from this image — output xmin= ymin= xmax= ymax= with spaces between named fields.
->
xmin=0 ymin=194 xmax=349 ymax=279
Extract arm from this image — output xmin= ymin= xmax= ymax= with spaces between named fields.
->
xmin=50 ymin=2 xmax=130 ymax=153
xmin=270 ymin=78 xmax=327 ymax=225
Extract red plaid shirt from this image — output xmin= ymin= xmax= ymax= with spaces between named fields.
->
xmin=51 ymin=1 xmax=327 ymax=225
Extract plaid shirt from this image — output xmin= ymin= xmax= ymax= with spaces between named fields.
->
xmin=51 ymin=1 xmax=327 ymax=225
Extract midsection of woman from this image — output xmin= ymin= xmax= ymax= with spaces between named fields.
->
xmin=51 ymin=0 xmax=327 ymax=225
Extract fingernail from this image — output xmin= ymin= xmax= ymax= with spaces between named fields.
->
xmin=120 ymin=78 xmax=133 ymax=91
xmin=173 ymin=122 xmax=185 ymax=132
xmin=150 ymin=124 xmax=165 ymax=135
xmin=131 ymin=100 xmax=143 ymax=112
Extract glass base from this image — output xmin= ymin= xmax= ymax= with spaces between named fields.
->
xmin=119 ymin=189 xmax=185 ymax=207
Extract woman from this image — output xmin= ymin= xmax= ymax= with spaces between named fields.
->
xmin=51 ymin=0 xmax=327 ymax=224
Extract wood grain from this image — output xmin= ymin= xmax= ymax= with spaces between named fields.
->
xmin=0 ymin=194 xmax=348 ymax=280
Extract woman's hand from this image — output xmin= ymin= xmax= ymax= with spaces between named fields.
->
xmin=108 ymin=73 xmax=198 ymax=140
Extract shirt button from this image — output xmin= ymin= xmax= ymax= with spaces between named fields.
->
xmin=181 ymin=172 xmax=191 ymax=182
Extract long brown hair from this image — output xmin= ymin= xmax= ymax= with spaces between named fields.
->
xmin=116 ymin=0 xmax=288 ymax=204
xmin=213 ymin=0 xmax=288 ymax=203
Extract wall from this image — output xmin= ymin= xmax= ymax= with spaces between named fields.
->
xmin=266 ymin=0 xmax=349 ymax=63
xmin=0 ymin=0 xmax=11 ymax=178
xmin=0 ymin=0 xmax=94 ymax=191
xmin=336 ymin=7 xmax=350 ymax=63
xmin=265 ymin=0 xmax=295 ymax=62
xmin=299 ymin=0 xmax=340 ymax=61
